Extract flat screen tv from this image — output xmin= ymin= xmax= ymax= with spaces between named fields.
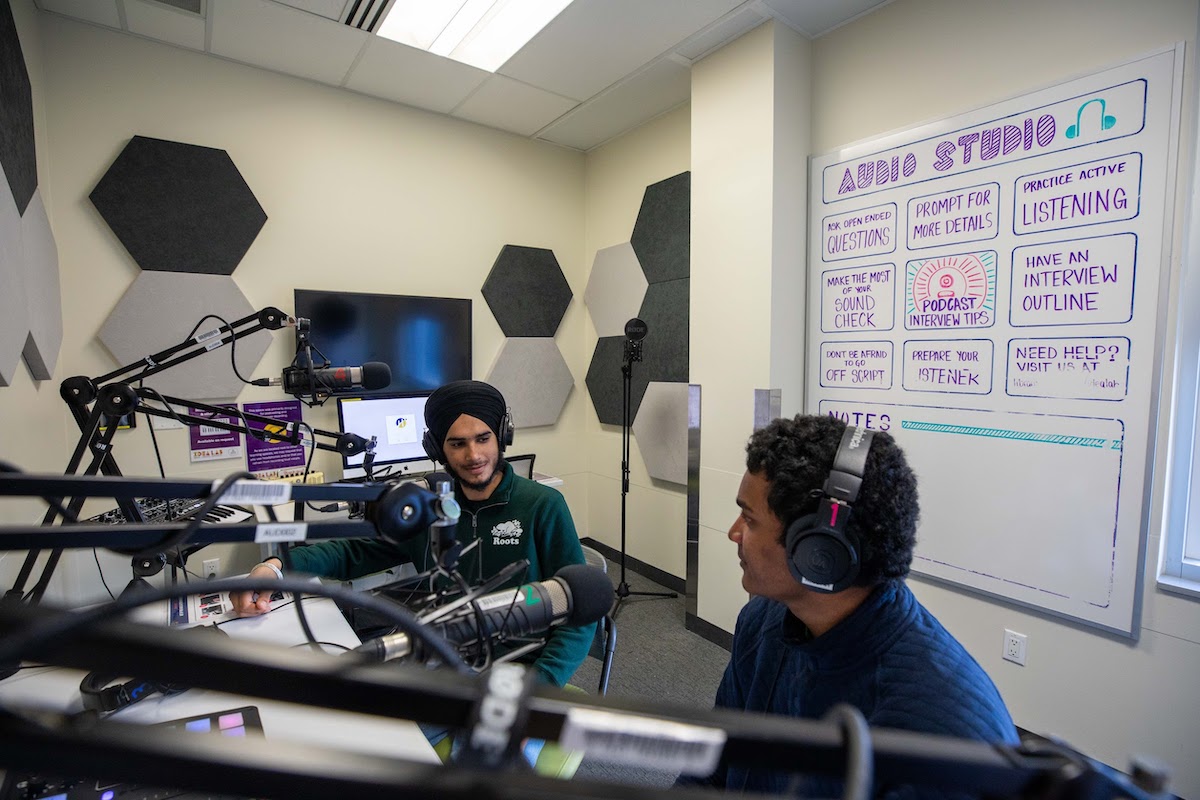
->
xmin=336 ymin=393 xmax=434 ymax=479
xmin=293 ymin=289 xmax=472 ymax=395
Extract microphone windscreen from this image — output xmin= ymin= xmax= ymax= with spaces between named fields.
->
xmin=361 ymin=361 xmax=392 ymax=390
xmin=555 ymin=564 xmax=614 ymax=625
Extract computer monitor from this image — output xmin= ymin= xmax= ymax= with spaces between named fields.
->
xmin=336 ymin=393 xmax=435 ymax=480
xmin=294 ymin=289 xmax=472 ymax=396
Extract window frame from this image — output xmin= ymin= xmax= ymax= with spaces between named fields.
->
xmin=1161 ymin=88 xmax=1200 ymax=599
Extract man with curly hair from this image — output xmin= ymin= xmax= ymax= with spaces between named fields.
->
xmin=685 ymin=414 xmax=1017 ymax=794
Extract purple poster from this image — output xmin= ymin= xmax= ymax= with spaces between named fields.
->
xmin=188 ymin=405 xmax=243 ymax=463
xmin=243 ymin=399 xmax=306 ymax=475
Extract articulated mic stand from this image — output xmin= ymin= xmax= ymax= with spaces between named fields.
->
xmin=613 ymin=320 xmax=676 ymax=618
xmin=2 ymin=308 xmax=375 ymax=609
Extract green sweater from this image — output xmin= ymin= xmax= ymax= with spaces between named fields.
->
xmin=286 ymin=462 xmax=595 ymax=687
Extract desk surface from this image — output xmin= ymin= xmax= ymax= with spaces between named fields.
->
xmin=0 ymin=593 xmax=439 ymax=765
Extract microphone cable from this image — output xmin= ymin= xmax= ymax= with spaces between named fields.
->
xmin=184 ymin=313 xmax=256 ymax=388
xmin=448 ymin=569 xmax=492 ymax=670
xmin=272 ymin=537 xmax=321 ymax=653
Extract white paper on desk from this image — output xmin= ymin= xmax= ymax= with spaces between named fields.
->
xmin=167 ymin=590 xmax=239 ymax=626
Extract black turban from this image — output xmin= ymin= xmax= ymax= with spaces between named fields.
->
xmin=424 ymin=380 xmax=507 ymax=451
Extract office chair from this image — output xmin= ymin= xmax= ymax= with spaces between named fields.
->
xmin=580 ymin=545 xmax=616 ymax=696
xmin=506 ymin=453 xmax=536 ymax=479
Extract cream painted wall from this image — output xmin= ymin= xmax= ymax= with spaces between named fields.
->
xmin=692 ymin=22 xmax=812 ymax=631
xmin=0 ymin=12 xmax=587 ymax=605
xmin=580 ymin=106 xmax=691 ymax=576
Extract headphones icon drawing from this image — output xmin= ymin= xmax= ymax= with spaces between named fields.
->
xmin=1065 ymin=98 xmax=1116 ymax=140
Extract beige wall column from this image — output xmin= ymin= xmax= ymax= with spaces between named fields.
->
xmin=690 ymin=21 xmax=811 ymax=632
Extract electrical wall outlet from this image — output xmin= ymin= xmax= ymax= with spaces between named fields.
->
xmin=203 ymin=558 xmax=221 ymax=579
xmin=1002 ymin=629 xmax=1027 ymax=665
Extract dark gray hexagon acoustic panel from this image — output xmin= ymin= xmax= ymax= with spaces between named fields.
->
xmin=0 ymin=0 xmax=36 ymax=217
xmin=90 ymin=136 xmax=267 ymax=275
xmin=635 ymin=276 xmax=689 ymax=383
xmin=482 ymin=245 xmax=572 ymax=337
xmin=631 ymin=171 xmax=690 ymax=284
xmin=585 ymin=336 xmax=629 ymax=427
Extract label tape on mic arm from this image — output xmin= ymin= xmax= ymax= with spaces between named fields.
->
xmin=558 ymin=706 xmax=727 ymax=776
xmin=457 ymin=662 xmax=537 ymax=770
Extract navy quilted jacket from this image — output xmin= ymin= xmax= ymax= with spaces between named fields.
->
xmin=690 ymin=581 xmax=1017 ymax=795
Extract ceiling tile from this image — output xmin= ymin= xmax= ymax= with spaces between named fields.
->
xmin=451 ymin=75 xmax=578 ymax=138
xmin=37 ymin=0 xmax=120 ymax=28
xmin=272 ymin=0 xmax=349 ymax=22
xmin=537 ymin=58 xmax=690 ymax=151
xmin=674 ymin=4 xmax=767 ymax=61
xmin=498 ymin=0 xmax=743 ymax=102
xmin=208 ymin=0 xmax=367 ymax=87
xmin=124 ymin=0 xmax=205 ymax=51
xmin=345 ymin=36 xmax=488 ymax=114
xmin=761 ymin=0 xmax=893 ymax=38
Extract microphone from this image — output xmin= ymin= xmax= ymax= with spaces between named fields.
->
xmin=623 ymin=318 xmax=646 ymax=363
xmin=354 ymin=564 xmax=613 ymax=663
xmin=254 ymin=362 xmax=392 ymax=395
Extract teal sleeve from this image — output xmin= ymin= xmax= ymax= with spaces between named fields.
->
xmin=528 ymin=489 xmax=597 ymax=688
xmin=284 ymin=535 xmax=427 ymax=582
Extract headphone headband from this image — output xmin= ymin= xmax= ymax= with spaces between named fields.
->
xmin=823 ymin=426 xmax=873 ymax=505
xmin=80 ymin=671 xmax=177 ymax=713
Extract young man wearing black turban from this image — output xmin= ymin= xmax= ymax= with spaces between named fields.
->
xmin=231 ymin=380 xmax=594 ymax=688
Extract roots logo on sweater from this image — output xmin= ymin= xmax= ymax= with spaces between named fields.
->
xmin=491 ymin=520 xmax=523 ymax=546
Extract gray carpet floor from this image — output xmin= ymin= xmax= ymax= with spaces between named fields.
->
xmin=566 ymin=557 xmax=731 ymax=787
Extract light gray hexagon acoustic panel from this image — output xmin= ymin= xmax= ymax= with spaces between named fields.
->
xmin=98 ymin=272 xmax=272 ymax=400
xmin=631 ymin=172 xmax=690 ymax=284
xmin=632 ymin=382 xmax=689 ymax=485
xmin=89 ymin=136 xmax=267 ymax=275
xmin=482 ymin=245 xmax=572 ymax=337
xmin=0 ymin=161 xmax=26 ymax=385
xmin=19 ymin=190 xmax=62 ymax=380
xmin=584 ymin=241 xmax=647 ymax=338
xmin=486 ymin=338 xmax=573 ymax=429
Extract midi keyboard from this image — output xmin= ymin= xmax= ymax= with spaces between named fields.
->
xmin=85 ymin=497 xmax=253 ymax=526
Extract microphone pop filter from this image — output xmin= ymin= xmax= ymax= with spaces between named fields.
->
xmin=362 ymin=361 xmax=392 ymax=390
xmin=555 ymin=564 xmax=614 ymax=625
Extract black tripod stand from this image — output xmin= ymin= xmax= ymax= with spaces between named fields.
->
xmin=613 ymin=322 xmax=676 ymax=617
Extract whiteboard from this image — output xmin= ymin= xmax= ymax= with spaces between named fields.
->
xmin=805 ymin=49 xmax=1182 ymax=635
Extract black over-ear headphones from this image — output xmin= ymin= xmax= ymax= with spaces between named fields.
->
xmin=80 ymin=671 xmax=184 ymax=713
xmin=785 ymin=425 xmax=874 ymax=594
xmin=422 ymin=407 xmax=515 ymax=464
